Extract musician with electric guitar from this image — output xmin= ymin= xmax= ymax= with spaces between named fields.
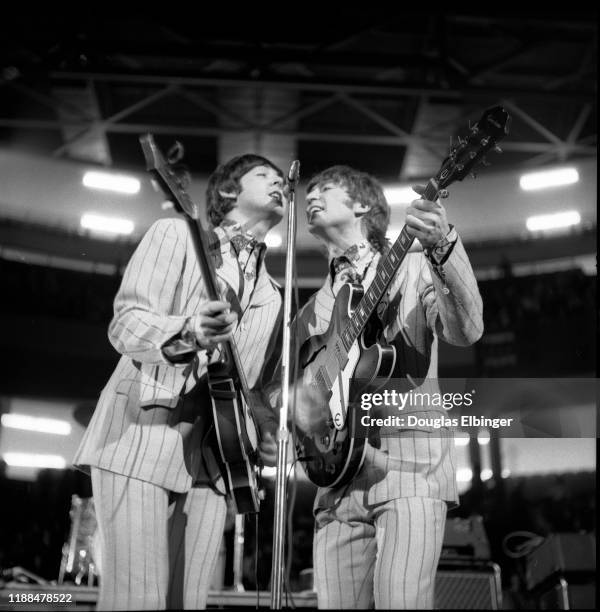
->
xmin=283 ymin=108 xmax=509 ymax=609
xmin=73 ymin=152 xmax=284 ymax=610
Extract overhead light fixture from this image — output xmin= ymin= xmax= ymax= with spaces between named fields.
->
xmin=519 ymin=167 xmax=579 ymax=191
xmin=480 ymin=469 xmax=493 ymax=481
xmin=453 ymin=432 xmax=470 ymax=446
xmin=265 ymin=232 xmax=283 ymax=248
xmin=83 ymin=171 xmax=141 ymax=194
xmin=456 ymin=468 xmax=473 ymax=483
xmin=81 ymin=213 xmax=135 ymax=235
xmin=384 ymin=186 xmax=417 ymax=205
xmin=477 ymin=429 xmax=490 ymax=445
xmin=3 ymin=453 xmax=67 ymax=469
xmin=526 ymin=210 xmax=581 ymax=232
xmin=1 ymin=414 xmax=72 ymax=436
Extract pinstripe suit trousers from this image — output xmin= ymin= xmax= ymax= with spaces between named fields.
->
xmin=91 ymin=467 xmax=226 ymax=610
xmin=313 ymin=496 xmax=447 ymax=609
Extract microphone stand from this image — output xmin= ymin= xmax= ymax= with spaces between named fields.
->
xmin=270 ymin=160 xmax=300 ymax=610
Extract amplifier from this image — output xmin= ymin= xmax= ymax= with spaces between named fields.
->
xmin=536 ymin=577 xmax=595 ymax=610
xmin=525 ymin=533 xmax=595 ymax=590
xmin=442 ymin=515 xmax=491 ymax=560
xmin=435 ymin=562 xmax=502 ymax=610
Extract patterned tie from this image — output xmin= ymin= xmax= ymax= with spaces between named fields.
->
xmin=230 ymin=234 xmax=260 ymax=281
xmin=331 ymin=255 xmax=361 ymax=296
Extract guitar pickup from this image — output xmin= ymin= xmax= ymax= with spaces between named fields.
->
xmin=210 ymin=389 xmax=237 ymax=400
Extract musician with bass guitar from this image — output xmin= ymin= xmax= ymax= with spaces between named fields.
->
xmin=285 ymin=164 xmax=484 ymax=609
xmin=73 ymin=153 xmax=284 ymax=610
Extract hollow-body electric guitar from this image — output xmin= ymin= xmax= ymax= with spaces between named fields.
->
xmin=140 ymin=135 xmax=263 ymax=514
xmin=295 ymin=106 xmax=511 ymax=487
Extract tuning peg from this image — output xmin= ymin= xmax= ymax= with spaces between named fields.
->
xmin=481 ymin=157 xmax=491 ymax=167
xmin=494 ymin=145 xmax=503 ymax=154
xmin=470 ymin=172 xmax=477 ymax=179
xmin=167 ymin=141 xmax=185 ymax=164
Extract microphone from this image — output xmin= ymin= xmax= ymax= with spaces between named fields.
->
xmin=285 ymin=160 xmax=301 ymax=196
xmin=288 ymin=160 xmax=300 ymax=183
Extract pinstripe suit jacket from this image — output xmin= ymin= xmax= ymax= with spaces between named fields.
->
xmin=73 ymin=218 xmax=282 ymax=493
xmin=294 ymin=236 xmax=483 ymax=510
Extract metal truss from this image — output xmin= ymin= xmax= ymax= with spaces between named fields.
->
xmin=0 ymin=71 xmax=596 ymax=170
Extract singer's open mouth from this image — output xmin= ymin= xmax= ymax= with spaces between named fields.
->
xmin=270 ymin=191 xmax=283 ymax=206
xmin=307 ymin=205 xmax=323 ymax=220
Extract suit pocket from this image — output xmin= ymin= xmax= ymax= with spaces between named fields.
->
xmin=139 ymin=363 xmax=188 ymax=409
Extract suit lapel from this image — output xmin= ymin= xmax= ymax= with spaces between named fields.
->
xmin=250 ymin=265 xmax=279 ymax=306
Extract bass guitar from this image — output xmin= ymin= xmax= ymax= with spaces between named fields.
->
xmin=140 ymin=135 xmax=263 ymax=514
xmin=295 ymin=105 xmax=510 ymax=487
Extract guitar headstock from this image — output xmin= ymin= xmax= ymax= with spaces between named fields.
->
xmin=139 ymin=134 xmax=199 ymax=219
xmin=436 ymin=106 xmax=511 ymax=189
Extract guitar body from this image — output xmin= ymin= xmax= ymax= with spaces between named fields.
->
xmin=296 ymin=283 xmax=396 ymax=487
xmin=208 ymin=365 xmax=262 ymax=514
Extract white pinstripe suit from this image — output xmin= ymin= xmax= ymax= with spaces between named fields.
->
xmin=294 ymin=236 xmax=483 ymax=609
xmin=73 ymin=218 xmax=281 ymax=609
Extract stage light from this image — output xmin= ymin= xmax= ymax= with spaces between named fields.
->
xmin=265 ymin=232 xmax=283 ymax=248
xmin=525 ymin=210 xmax=581 ymax=232
xmin=477 ymin=429 xmax=490 ymax=445
xmin=501 ymin=468 xmax=511 ymax=478
xmin=81 ymin=213 xmax=135 ymax=235
xmin=453 ymin=432 xmax=470 ymax=446
xmin=82 ymin=171 xmax=141 ymax=194
xmin=384 ymin=186 xmax=417 ymax=205
xmin=481 ymin=469 xmax=493 ymax=481
xmin=519 ymin=167 xmax=579 ymax=191
xmin=456 ymin=468 xmax=473 ymax=482
xmin=3 ymin=453 xmax=67 ymax=469
xmin=1 ymin=414 xmax=71 ymax=436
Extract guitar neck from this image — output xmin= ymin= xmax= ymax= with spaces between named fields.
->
xmin=140 ymin=133 xmax=255 ymax=402
xmin=340 ymin=178 xmax=439 ymax=351
xmin=183 ymin=216 xmax=254 ymax=400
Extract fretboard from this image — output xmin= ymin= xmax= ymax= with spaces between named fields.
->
xmin=340 ymin=178 xmax=439 ymax=351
